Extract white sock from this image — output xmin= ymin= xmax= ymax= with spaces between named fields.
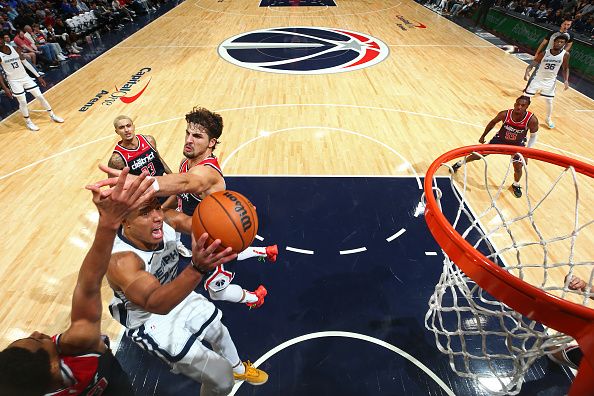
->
xmin=513 ymin=181 xmax=520 ymax=187
xmin=233 ymin=361 xmax=245 ymax=375
xmin=237 ymin=246 xmax=266 ymax=261
xmin=545 ymin=98 xmax=553 ymax=121
xmin=209 ymin=284 xmax=257 ymax=304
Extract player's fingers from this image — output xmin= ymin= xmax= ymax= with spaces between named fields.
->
xmin=192 ymin=232 xmax=209 ymax=252
xmin=113 ymin=167 xmax=131 ymax=196
xmin=99 ymin=188 xmax=114 ymax=199
xmin=129 ymin=174 xmax=154 ymax=203
xmin=203 ymin=239 xmax=222 ymax=257
xmin=125 ymin=171 xmax=148 ymax=201
xmin=99 ymin=163 xmax=122 ymax=177
xmin=93 ymin=177 xmax=119 ymax=188
xmin=214 ymin=249 xmax=236 ymax=266
xmin=85 ymin=184 xmax=102 ymax=203
xmin=128 ymin=189 xmax=156 ymax=213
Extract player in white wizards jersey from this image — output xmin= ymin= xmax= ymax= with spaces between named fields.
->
xmin=524 ymin=34 xmax=570 ymax=129
xmin=106 ymin=197 xmax=268 ymax=395
xmin=0 ymin=39 xmax=64 ymax=131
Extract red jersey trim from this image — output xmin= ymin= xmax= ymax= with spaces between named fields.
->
xmin=504 ymin=110 xmax=533 ymax=128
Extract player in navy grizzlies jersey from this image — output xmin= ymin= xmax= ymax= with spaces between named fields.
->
xmin=524 ymin=34 xmax=571 ymax=129
xmin=105 ymin=197 xmax=269 ymax=393
xmin=0 ymin=39 xmax=64 ymax=131
xmin=452 ymin=96 xmax=539 ymax=198
xmin=0 ymin=169 xmax=155 ymax=395
xmin=103 ymin=107 xmax=277 ymax=309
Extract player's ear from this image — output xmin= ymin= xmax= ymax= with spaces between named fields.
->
xmin=208 ymin=138 xmax=217 ymax=149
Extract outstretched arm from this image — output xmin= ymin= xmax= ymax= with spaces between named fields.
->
xmin=96 ymin=163 xmax=221 ymax=197
xmin=60 ymin=169 xmax=155 ymax=354
xmin=479 ymin=111 xmax=506 ymax=143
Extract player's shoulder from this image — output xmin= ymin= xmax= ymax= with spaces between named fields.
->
xmin=143 ymin=134 xmax=157 ymax=145
xmin=108 ymin=151 xmax=126 ymax=169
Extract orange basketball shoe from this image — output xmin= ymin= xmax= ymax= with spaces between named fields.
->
xmin=265 ymin=245 xmax=278 ymax=262
xmin=233 ymin=361 xmax=269 ymax=385
xmin=246 ymin=285 xmax=267 ymax=309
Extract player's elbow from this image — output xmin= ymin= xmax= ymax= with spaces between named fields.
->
xmin=143 ymin=300 xmax=174 ymax=315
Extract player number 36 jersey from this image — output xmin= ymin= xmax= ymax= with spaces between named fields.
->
xmin=535 ymin=49 xmax=565 ymax=82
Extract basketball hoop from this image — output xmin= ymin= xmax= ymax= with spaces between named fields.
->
xmin=423 ymin=145 xmax=594 ymax=395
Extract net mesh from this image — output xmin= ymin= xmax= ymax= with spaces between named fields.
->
xmin=424 ymin=150 xmax=594 ymax=395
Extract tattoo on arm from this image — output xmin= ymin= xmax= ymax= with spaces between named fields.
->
xmin=108 ymin=153 xmax=127 ymax=170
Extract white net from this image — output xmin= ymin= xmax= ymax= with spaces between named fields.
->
xmin=424 ymin=150 xmax=594 ymax=395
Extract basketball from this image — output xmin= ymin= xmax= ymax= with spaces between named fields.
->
xmin=192 ymin=190 xmax=259 ymax=253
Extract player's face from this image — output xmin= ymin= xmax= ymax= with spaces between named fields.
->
xmin=124 ymin=199 xmax=165 ymax=247
xmin=9 ymin=331 xmax=60 ymax=370
xmin=114 ymin=118 xmax=135 ymax=142
xmin=513 ymin=99 xmax=530 ymax=114
xmin=184 ymin=122 xmax=216 ymax=159
xmin=553 ymin=39 xmax=567 ymax=50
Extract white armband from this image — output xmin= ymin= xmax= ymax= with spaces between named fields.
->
xmin=22 ymin=59 xmax=40 ymax=78
xmin=527 ymin=133 xmax=538 ymax=148
xmin=151 ymin=177 xmax=160 ymax=192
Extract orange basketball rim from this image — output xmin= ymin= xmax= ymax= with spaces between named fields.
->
xmin=423 ymin=145 xmax=594 ymax=395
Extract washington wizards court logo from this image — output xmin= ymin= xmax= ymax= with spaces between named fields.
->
xmin=218 ymin=27 xmax=389 ymax=74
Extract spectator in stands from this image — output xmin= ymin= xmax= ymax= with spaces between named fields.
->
xmin=13 ymin=29 xmax=41 ymax=65
xmin=43 ymin=9 xmax=55 ymax=28
xmin=549 ymin=8 xmax=565 ymax=24
xmin=534 ymin=4 xmax=549 ymax=21
xmin=111 ymin=0 xmax=134 ymax=20
xmin=562 ymin=0 xmax=577 ymax=14
xmin=13 ymin=5 xmax=35 ymax=28
xmin=535 ymin=17 xmax=573 ymax=56
xmin=578 ymin=0 xmax=594 ymax=15
xmin=0 ymin=14 xmax=16 ymax=35
xmin=75 ymin=0 xmax=90 ymax=13
xmin=32 ymin=23 xmax=67 ymax=61
xmin=452 ymin=0 xmax=475 ymax=16
xmin=54 ymin=17 xmax=83 ymax=53
xmin=24 ymin=24 xmax=61 ymax=64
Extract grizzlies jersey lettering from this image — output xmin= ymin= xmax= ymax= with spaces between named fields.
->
xmin=113 ymin=135 xmax=166 ymax=176
xmin=109 ymin=222 xmax=179 ymax=329
xmin=492 ymin=109 xmax=533 ymax=145
xmin=0 ymin=46 xmax=29 ymax=80
xmin=177 ymin=156 xmax=223 ymax=216
xmin=534 ymin=49 xmax=565 ymax=82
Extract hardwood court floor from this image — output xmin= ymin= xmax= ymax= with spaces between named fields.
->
xmin=0 ymin=0 xmax=592 ymax=373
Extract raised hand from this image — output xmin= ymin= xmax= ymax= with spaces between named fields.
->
xmin=566 ymin=275 xmax=587 ymax=292
xmin=191 ymin=232 xmax=237 ymax=274
xmin=93 ymin=163 xmax=144 ymax=199
xmin=86 ymin=167 xmax=155 ymax=229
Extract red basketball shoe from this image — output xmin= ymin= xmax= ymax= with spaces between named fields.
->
xmin=246 ymin=285 xmax=267 ymax=309
xmin=265 ymin=245 xmax=278 ymax=262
